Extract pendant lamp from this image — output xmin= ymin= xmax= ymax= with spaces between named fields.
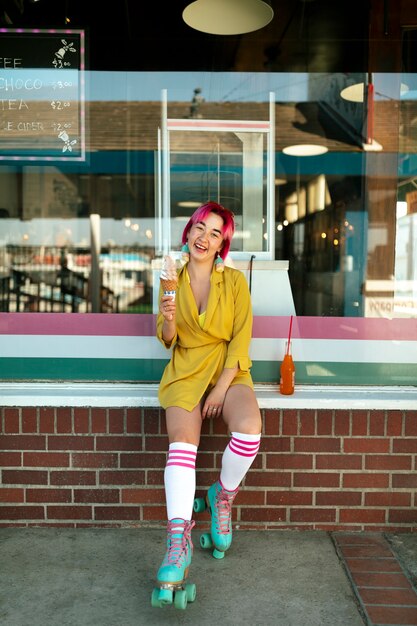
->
xmin=183 ymin=0 xmax=274 ymax=35
xmin=282 ymin=144 xmax=328 ymax=157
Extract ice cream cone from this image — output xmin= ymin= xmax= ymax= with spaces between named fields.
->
xmin=161 ymin=278 xmax=177 ymax=296
xmin=160 ymin=255 xmax=178 ymax=300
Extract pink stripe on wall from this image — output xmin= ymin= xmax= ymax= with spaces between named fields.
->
xmin=0 ymin=313 xmax=416 ymax=341
xmin=0 ymin=313 xmax=156 ymax=336
xmin=167 ymin=120 xmax=270 ymax=130
xmin=252 ymin=316 xmax=417 ymax=341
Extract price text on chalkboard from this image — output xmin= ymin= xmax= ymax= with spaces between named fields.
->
xmin=0 ymin=28 xmax=86 ymax=161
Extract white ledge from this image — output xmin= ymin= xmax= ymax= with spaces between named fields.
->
xmin=0 ymin=383 xmax=416 ymax=410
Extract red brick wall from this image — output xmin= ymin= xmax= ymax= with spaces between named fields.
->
xmin=1 ymin=406 xmax=417 ymax=530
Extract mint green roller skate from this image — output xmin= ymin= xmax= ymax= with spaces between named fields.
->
xmin=151 ymin=518 xmax=196 ymax=610
xmin=193 ymin=481 xmax=238 ymax=559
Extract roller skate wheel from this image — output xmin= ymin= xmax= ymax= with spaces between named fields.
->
xmin=152 ymin=586 xmax=173 ymax=607
xmin=193 ymin=497 xmax=206 ymax=513
xmin=200 ymin=532 xmax=213 ymax=549
xmin=185 ymin=583 xmax=197 ymax=602
xmin=158 ymin=587 xmax=173 ymax=606
xmin=174 ymin=588 xmax=188 ymax=610
xmin=213 ymin=548 xmax=225 ymax=560
xmin=151 ymin=587 xmax=161 ymax=607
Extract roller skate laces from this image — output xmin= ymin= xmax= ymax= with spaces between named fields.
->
xmin=157 ymin=518 xmax=195 ymax=583
xmin=213 ymin=484 xmax=237 ymax=536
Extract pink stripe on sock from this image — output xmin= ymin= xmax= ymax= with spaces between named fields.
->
xmin=169 ymin=448 xmax=197 ymax=457
xmin=166 ymin=446 xmax=197 ymax=470
xmin=166 ymin=456 xmax=195 ymax=468
xmin=166 ymin=461 xmax=196 ymax=469
xmin=231 ymin=437 xmax=260 ymax=449
xmin=168 ymin=452 xmax=197 ymax=462
xmin=229 ymin=438 xmax=260 ymax=457
xmin=168 ymin=454 xmax=196 ymax=464
xmin=228 ymin=446 xmax=258 ymax=458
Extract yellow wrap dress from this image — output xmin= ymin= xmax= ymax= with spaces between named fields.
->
xmin=157 ymin=263 xmax=254 ymax=411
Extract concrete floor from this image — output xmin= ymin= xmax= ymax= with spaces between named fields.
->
xmin=0 ymin=528 xmax=367 ymax=626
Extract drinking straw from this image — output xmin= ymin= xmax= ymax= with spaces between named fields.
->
xmin=286 ymin=315 xmax=293 ymax=355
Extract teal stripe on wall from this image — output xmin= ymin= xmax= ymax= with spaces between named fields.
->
xmin=0 ymin=358 xmax=166 ymax=382
xmin=252 ymin=361 xmax=417 ymax=385
xmin=0 ymin=358 xmax=416 ymax=386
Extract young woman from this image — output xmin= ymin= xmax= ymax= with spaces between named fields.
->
xmin=153 ymin=201 xmax=262 ymax=607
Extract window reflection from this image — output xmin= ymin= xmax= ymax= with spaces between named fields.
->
xmin=0 ymin=70 xmax=416 ymax=317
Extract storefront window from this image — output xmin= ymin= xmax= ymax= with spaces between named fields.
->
xmin=0 ymin=68 xmax=416 ymax=318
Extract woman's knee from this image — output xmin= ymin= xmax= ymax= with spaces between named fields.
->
xmin=169 ymin=432 xmax=200 ymax=446
xmin=223 ymin=386 xmax=262 ymax=434
xmin=236 ymin=413 xmax=262 ymax=435
xmin=165 ymin=406 xmax=202 ymax=445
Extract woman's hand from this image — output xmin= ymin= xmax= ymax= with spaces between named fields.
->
xmin=202 ymin=366 xmax=238 ymax=419
xmin=202 ymin=388 xmax=225 ymax=419
xmin=159 ymin=295 xmax=176 ymax=322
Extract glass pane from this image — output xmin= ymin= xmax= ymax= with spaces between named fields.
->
xmin=169 ymin=140 xmax=268 ymax=256
xmin=0 ymin=69 xmax=416 ymax=320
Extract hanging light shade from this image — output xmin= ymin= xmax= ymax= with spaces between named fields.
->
xmin=340 ymin=82 xmax=365 ymax=103
xmin=341 ymin=81 xmax=410 ymax=102
xmin=182 ymin=0 xmax=274 ymax=35
xmin=282 ymin=144 xmax=328 ymax=157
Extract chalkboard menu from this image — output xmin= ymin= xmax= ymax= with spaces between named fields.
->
xmin=0 ymin=28 xmax=85 ymax=161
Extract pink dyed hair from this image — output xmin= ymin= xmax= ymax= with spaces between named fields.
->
xmin=181 ymin=201 xmax=235 ymax=260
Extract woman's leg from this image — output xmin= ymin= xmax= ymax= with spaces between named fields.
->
xmin=222 ymin=384 xmax=262 ymax=434
xmin=220 ymin=384 xmax=262 ymax=491
xmin=154 ymin=406 xmax=203 ymax=595
xmin=202 ymin=385 xmax=262 ymax=557
xmin=164 ymin=405 xmax=202 ymax=521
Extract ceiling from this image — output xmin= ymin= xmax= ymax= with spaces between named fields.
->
xmin=0 ymin=0 xmax=370 ymax=73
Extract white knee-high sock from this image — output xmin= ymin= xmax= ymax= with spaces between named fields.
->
xmin=164 ymin=442 xmax=197 ymax=521
xmin=220 ymin=432 xmax=261 ymax=492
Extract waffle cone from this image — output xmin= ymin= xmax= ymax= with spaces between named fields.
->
xmin=160 ymin=278 xmax=177 ymax=293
